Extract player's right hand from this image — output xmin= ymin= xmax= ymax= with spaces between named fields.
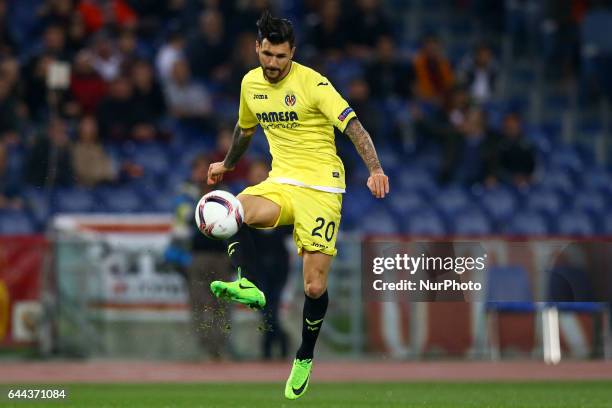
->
xmin=207 ymin=162 xmax=232 ymax=185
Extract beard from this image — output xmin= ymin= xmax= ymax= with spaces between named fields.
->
xmin=260 ymin=61 xmax=291 ymax=83
xmin=263 ymin=66 xmax=281 ymax=79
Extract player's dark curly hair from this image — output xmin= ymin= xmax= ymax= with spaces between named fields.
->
xmin=256 ymin=10 xmax=295 ymax=48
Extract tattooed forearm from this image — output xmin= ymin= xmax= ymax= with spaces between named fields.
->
xmin=224 ymin=124 xmax=255 ymax=169
xmin=344 ymin=118 xmax=382 ymax=173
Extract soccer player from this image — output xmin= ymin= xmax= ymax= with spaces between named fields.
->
xmin=207 ymin=11 xmax=389 ymax=399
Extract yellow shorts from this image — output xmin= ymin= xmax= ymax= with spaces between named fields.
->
xmin=239 ymin=180 xmax=342 ymax=256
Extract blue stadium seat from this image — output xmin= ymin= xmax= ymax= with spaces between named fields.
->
xmin=147 ymin=190 xmax=177 ymax=213
xmin=403 ymin=209 xmax=446 ymax=236
xmin=387 ymin=191 xmax=429 ymax=215
xmin=435 ymin=186 xmax=471 ymax=215
xmin=486 ymin=265 xmax=535 ymax=310
xmin=549 ymin=302 xmax=608 ymax=313
xmin=412 ymin=152 xmax=441 ymax=174
xmin=582 ymin=11 xmax=612 ymax=54
xmin=581 ymin=168 xmax=612 ymax=193
xmin=526 ymin=127 xmax=553 ymax=154
xmin=22 ymin=187 xmax=51 ymax=226
xmin=177 ymin=146 xmax=207 ymax=175
xmin=557 ymin=211 xmax=596 ymax=236
xmin=130 ymin=145 xmax=170 ymax=176
xmin=549 ymin=149 xmax=583 ymax=173
xmin=98 ymin=188 xmax=144 ymax=213
xmin=377 ymin=148 xmax=401 ymax=176
xmin=0 ymin=210 xmax=36 ymax=234
xmin=485 ymin=263 xmax=536 ymax=357
xmin=453 ymin=208 xmax=493 ymax=236
xmin=341 ymin=188 xmax=376 ymax=230
xmin=479 ymin=186 xmax=518 ymax=222
xmin=323 ymin=59 xmax=364 ymax=92
xmin=539 ymin=169 xmax=575 ymax=195
xmin=525 ymin=188 xmax=564 ymax=216
xmin=360 ymin=208 xmax=400 ymax=234
xmin=601 ymin=212 xmax=612 ymax=235
xmin=396 ymin=167 xmax=436 ymax=194
xmin=574 ymin=190 xmax=608 ymax=215
xmin=53 ymin=189 xmax=97 ymax=213
xmin=506 ymin=211 xmax=549 ymax=235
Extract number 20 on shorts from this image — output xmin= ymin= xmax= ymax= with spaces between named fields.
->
xmin=311 ymin=217 xmax=336 ymax=242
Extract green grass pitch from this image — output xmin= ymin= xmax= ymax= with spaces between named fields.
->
xmin=3 ymin=382 xmax=611 ymax=408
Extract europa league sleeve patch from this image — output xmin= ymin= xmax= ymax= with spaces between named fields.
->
xmin=337 ymin=107 xmax=354 ymax=121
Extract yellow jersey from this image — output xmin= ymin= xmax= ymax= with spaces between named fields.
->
xmin=238 ymin=61 xmax=357 ymax=193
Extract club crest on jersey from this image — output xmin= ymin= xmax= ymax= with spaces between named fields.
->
xmin=284 ymin=93 xmax=296 ymax=107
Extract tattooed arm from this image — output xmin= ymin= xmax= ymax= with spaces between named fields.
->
xmin=207 ymin=123 xmax=256 ymax=185
xmin=223 ymin=124 xmax=256 ymax=169
xmin=344 ymin=118 xmax=389 ymax=198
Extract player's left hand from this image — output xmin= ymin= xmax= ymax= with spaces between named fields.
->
xmin=367 ymin=169 xmax=389 ymax=198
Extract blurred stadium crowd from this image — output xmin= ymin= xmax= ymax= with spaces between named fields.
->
xmin=0 ymin=0 xmax=612 ymax=236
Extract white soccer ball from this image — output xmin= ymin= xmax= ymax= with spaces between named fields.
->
xmin=194 ymin=190 xmax=244 ymax=240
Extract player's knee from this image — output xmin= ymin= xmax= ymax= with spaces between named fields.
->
xmin=304 ymin=280 xmax=326 ymax=299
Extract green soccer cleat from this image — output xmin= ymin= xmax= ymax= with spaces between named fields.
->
xmin=284 ymin=358 xmax=313 ymax=400
xmin=210 ymin=277 xmax=266 ymax=310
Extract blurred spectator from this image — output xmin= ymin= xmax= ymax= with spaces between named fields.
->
xmin=365 ymin=36 xmax=413 ymax=101
xmin=457 ymin=43 xmax=499 ymax=104
xmin=413 ymin=86 xmax=471 ymax=151
xmin=22 ymin=53 xmax=57 ymax=121
xmin=225 ymin=32 xmax=259 ymax=94
xmin=38 ymin=0 xmax=74 ymax=31
xmin=130 ymin=59 xmax=166 ymax=126
xmin=0 ymin=77 xmax=18 ymax=140
xmin=155 ymin=28 xmax=185 ymax=83
xmin=69 ymin=50 xmax=108 ymax=115
xmin=493 ymin=112 xmax=536 ymax=188
xmin=210 ymin=124 xmax=250 ymax=184
xmin=25 ymin=117 xmax=74 ymax=188
xmin=346 ymin=0 xmax=392 ymax=59
xmin=0 ymin=59 xmax=19 ymax=91
xmin=166 ymin=153 xmax=232 ymax=360
xmin=164 ymin=59 xmax=213 ymax=130
xmin=117 ymin=28 xmax=140 ymax=68
xmin=247 ymin=160 xmax=290 ymax=360
xmin=91 ymin=32 xmax=121 ymax=81
xmin=185 ymin=9 xmax=231 ymax=81
xmin=0 ymin=143 xmax=23 ymax=209
xmin=125 ymin=0 xmax=173 ymax=32
xmin=412 ymin=34 xmax=454 ymax=105
xmin=96 ymin=75 xmax=136 ymax=141
xmin=78 ymin=0 xmax=138 ymax=34
xmin=230 ymin=0 xmax=271 ymax=37
xmin=72 ymin=115 xmax=116 ymax=187
xmin=445 ymin=107 xmax=498 ymax=186
xmin=542 ymin=0 xmax=582 ymax=79
xmin=346 ymin=78 xmax=381 ymax=138
xmin=97 ymin=71 xmax=159 ymax=142
xmin=39 ymin=23 xmax=70 ymax=60
xmin=0 ymin=0 xmax=16 ymax=58
xmin=20 ymin=23 xmax=70 ymax=119
xmin=66 ymin=13 xmax=88 ymax=56
xmin=303 ymin=0 xmax=347 ymax=61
